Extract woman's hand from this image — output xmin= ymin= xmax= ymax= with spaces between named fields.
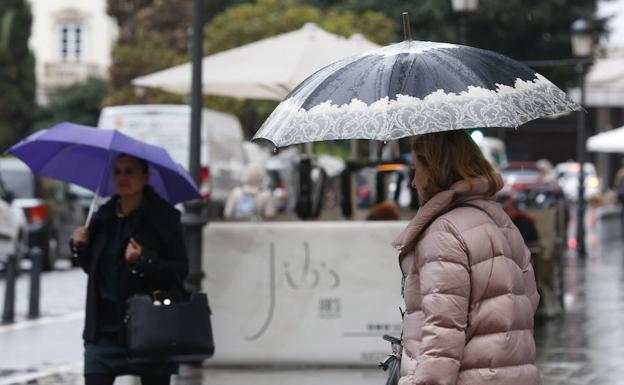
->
xmin=71 ymin=226 xmax=88 ymax=245
xmin=125 ymin=238 xmax=143 ymax=264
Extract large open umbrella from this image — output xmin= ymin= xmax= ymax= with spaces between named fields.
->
xmin=587 ymin=125 xmax=624 ymax=153
xmin=131 ymin=23 xmax=379 ymax=101
xmin=8 ymin=122 xmax=201 ymax=224
xmin=254 ymin=28 xmax=581 ymax=147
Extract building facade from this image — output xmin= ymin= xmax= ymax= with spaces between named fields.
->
xmin=28 ymin=0 xmax=118 ymax=104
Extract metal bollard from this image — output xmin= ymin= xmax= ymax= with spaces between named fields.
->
xmin=2 ymin=254 xmax=18 ymax=324
xmin=28 ymin=247 xmax=43 ymax=319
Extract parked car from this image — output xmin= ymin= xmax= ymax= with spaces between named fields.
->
xmin=501 ymin=162 xmax=563 ymax=208
xmin=0 ymin=158 xmax=87 ymax=270
xmin=0 ymin=173 xmax=27 ymax=269
xmin=555 ymin=161 xmax=601 ymax=202
xmin=502 ymin=162 xmax=557 ymax=191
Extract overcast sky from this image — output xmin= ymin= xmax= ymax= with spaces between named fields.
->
xmin=598 ymin=0 xmax=624 ymax=49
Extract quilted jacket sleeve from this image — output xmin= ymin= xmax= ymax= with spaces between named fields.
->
xmin=521 ymin=247 xmax=540 ymax=313
xmin=410 ymin=220 xmax=471 ymax=385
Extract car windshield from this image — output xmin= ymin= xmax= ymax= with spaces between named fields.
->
xmin=0 ymin=170 xmax=35 ymax=198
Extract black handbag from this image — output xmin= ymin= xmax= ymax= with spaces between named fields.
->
xmin=125 ymin=291 xmax=215 ymax=362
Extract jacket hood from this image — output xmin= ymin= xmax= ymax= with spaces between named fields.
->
xmin=392 ymin=173 xmax=504 ymax=253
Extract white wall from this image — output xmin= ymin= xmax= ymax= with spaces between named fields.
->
xmin=202 ymin=221 xmax=406 ymax=366
xmin=28 ymin=0 xmax=118 ymax=101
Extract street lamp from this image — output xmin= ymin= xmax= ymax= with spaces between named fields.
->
xmin=571 ymin=18 xmax=593 ymax=258
xmin=451 ymin=0 xmax=479 ymax=44
xmin=183 ymin=0 xmax=208 ymax=292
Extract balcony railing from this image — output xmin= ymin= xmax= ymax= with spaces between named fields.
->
xmin=41 ymin=61 xmax=102 ymax=87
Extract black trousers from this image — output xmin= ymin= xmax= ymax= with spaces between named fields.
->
xmin=85 ymin=373 xmax=170 ymax=385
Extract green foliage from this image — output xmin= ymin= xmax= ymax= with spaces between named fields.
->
xmin=105 ymin=0 xmax=605 ymax=140
xmin=202 ymin=0 xmax=395 ymax=138
xmin=105 ymin=0 xmax=191 ymax=106
xmin=314 ymin=140 xmax=351 ymax=159
xmin=204 ymin=0 xmax=395 ymax=55
xmin=106 ymin=0 xmax=154 ymax=42
xmin=0 ymin=9 xmax=15 ymax=52
xmin=0 ymin=0 xmax=35 ymax=152
xmin=468 ymin=0 xmax=606 ymax=87
xmin=301 ymin=0 xmax=606 ymax=88
xmin=34 ymin=78 xmax=108 ymax=130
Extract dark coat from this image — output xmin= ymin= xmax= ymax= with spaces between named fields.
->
xmin=72 ymin=186 xmax=189 ymax=343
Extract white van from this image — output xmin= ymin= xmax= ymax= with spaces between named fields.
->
xmin=97 ymin=105 xmax=245 ymax=207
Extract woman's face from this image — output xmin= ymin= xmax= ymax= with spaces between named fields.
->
xmin=411 ymin=151 xmax=429 ymax=203
xmin=113 ymin=156 xmax=148 ymax=198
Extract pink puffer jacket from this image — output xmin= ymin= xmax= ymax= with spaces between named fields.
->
xmin=392 ymin=175 xmax=540 ymax=385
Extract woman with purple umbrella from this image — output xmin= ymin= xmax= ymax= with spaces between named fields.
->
xmin=70 ymin=154 xmax=188 ymax=385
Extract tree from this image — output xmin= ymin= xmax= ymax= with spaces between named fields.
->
xmin=106 ymin=0 xmax=154 ymax=43
xmin=301 ymin=0 xmax=607 ymax=87
xmin=468 ymin=0 xmax=606 ymax=86
xmin=203 ymin=0 xmax=395 ymax=138
xmin=204 ymin=0 xmax=395 ymax=54
xmin=34 ymin=78 xmax=108 ymax=131
xmin=104 ymin=0 xmax=191 ymax=106
xmin=0 ymin=0 xmax=35 ymax=152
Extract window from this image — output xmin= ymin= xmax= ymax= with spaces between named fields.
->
xmin=59 ymin=21 xmax=83 ymax=61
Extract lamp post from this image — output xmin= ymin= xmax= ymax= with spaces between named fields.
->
xmin=571 ymin=18 xmax=593 ymax=258
xmin=183 ymin=0 xmax=208 ymax=292
xmin=451 ymin=0 xmax=479 ymax=44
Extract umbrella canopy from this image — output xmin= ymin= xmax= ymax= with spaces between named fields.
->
xmin=253 ymin=40 xmax=581 ymax=147
xmin=132 ymin=23 xmax=379 ymax=100
xmin=8 ymin=122 xmax=201 ymax=205
xmin=587 ymin=125 xmax=624 ymax=153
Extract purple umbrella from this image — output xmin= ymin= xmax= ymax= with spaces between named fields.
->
xmin=8 ymin=122 xmax=201 ymax=223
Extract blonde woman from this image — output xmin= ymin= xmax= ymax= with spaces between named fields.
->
xmin=393 ymin=130 xmax=540 ymax=385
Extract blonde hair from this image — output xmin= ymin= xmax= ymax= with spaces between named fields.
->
xmin=411 ymin=130 xmax=498 ymax=201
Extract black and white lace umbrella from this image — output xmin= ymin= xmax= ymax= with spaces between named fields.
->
xmin=254 ymin=26 xmax=580 ymax=148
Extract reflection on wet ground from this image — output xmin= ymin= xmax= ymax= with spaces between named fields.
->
xmin=535 ymin=240 xmax=624 ymax=385
xmin=6 ymin=231 xmax=624 ymax=385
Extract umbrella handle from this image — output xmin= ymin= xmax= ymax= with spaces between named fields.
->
xmin=85 ymin=151 xmax=112 ymax=227
xmin=85 ymin=192 xmax=100 ymax=227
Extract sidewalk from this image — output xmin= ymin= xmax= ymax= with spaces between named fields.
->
xmin=4 ymin=241 xmax=624 ymax=384
xmin=181 ymin=239 xmax=624 ymax=385
xmin=535 ymin=239 xmax=624 ymax=385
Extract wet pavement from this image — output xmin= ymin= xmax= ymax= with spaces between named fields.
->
xmin=535 ymin=240 xmax=624 ymax=385
xmin=3 ymin=223 xmax=624 ymax=384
